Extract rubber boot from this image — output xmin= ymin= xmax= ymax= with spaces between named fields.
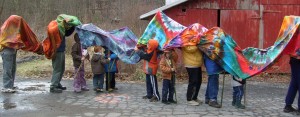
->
xmin=232 ymin=96 xmax=236 ymax=106
xmin=235 ymin=99 xmax=245 ymax=109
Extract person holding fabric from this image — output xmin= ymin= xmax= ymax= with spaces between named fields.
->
xmin=104 ymin=49 xmax=119 ymax=91
xmin=204 ymin=54 xmax=223 ymax=108
xmin=50 ymin=26 xmax=75 ymax=93
xmin=71 ymin=33 xmax=90 ymax=93
xmin=1 ymin=47 xmax=17 ymax=93
xmin=91 ymin=46 xmax=110 ymax=92
xmin=182 ymin=45 xmax=203 ymax=106
xmin=160 ymin=49 xmax=178 ymax=104
xmin=135 ymin=39 xmax=161 ymax=102
xmin=284 ymin=56 xmax=300 ymax=114
xmin=232 ymin=76 xmax=246 ymax=109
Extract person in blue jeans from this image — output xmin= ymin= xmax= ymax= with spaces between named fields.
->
xmin=1 ymin=47 xmax=17 ymax=93
xmin=204 ymin=54 xmax=223 ymax=108
xmin=91 ymin=46 xmax=110 ymax=92
xmin=284 ymin=56 xmax=300 ymax=114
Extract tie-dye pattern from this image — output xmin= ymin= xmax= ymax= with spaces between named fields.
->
xmin=0 ymin=15 xmax=42 ymax=53
xmin=138 ymin=12 xmax=185 ymax=50
xmin=43 ymin=14 xmax=82 ymax=59
xmin=76 ymin=24 xmax=140 ymax=64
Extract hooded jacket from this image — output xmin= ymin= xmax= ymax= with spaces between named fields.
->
xmin=71 ymin=35 xmax=89 ymax=68
xmin=160 ymin=50 xmax=178 ymax=80
xmin=91 ymin=53 xmax=110 ymax=74
xmin=137 ymin=40 xmax=159 ymax=75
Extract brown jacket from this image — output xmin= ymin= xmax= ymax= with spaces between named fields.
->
xmin=71 ymin=37 xmax=89 ymax=68
xmin=159 ymin=51 xmax=178 ymax=80
xmin=91 ymin=53 xmax=109 ymax=74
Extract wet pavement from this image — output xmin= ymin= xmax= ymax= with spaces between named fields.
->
xmin=0 ymin=76 xmax=298 ymax=117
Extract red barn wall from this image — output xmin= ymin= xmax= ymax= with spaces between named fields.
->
xmin=160 ymin=0 xmax=300 ymax=73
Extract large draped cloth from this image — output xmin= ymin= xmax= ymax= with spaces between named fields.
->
xmin=138 ymin=12 xmax=185 ymax=50
xmin=76 ymin=24 xmax=140 ymax=64
xmin=143 ymin=12 xmax=300 ymax=79
xmin=43 ymin=14 xmax=82 ymax=59
xmin=0 ymin=15 xmax=42 ymax=53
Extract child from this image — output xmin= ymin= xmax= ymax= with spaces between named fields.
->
xmin=160 ymin=49 xmax=178 ymax=104
xmin=232 ymin=76 xmax=246 ymax=109
xmin=135 ymin=39 xmax=160 ymax=102
xmin=91 ymin=46 xmax=110 ymax=92
xmin=71 ymin=33 xmax=89 ymax=93
xmin=104 ymin=49 xmax=118 ymax=91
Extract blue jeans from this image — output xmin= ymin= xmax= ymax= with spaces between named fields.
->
xmin=146 ymin=74 xmax=160 ymax=100
xmin=1 ymin=48 xmax=17 ymax=88
xmin=93 ymin=74 xmax=104 ymax=89
xmin=205 ymin=74 xmax=219 ymax=101
xmin=285 ymin=57 xmax=300 ymax=107
xmin=233 ymin=86 xmax=244 ymax=101
xmin=162 ymin=78 xmax=175 ymax=101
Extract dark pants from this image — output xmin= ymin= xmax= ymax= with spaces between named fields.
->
xmin=146 ymin=74 xmax=160 ymax=100
xmin=162 ymin=77 xmax=175 ymax=101
xmin=285 ymin=57 xmax=300 ymax=108
xmin=1 ymin=48 xmax=17 ymax=89
xmin=186 ymin=67 xmax=202 ymax=101
xmin=205 ymin=74 xmax=219 ymax=101
xmin=93 ymin=74 xmax=104 ymax=89
xmin=106 ymin=72 xmax=116 ymax=90
xmin=233 ymin=85 xmax=244 ymax=101
xmin=50 ymin=52 xmax=65 ymax=89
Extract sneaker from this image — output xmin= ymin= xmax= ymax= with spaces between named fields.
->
xmin=150 ymin=97 xmax=158 ymax=102
xmin=1 ymin=88 xmax=16 ymax=93
xmin=107 ymin=88 xmax=114 ymax=92
xmin=50 ymin=88 xmax=62 ymax=93
xmin=208 ymin=100 xmax=222 ymax=108
xmin=168 ymin=99 xmax=177 ymax=104
xmin=205 ymin=99 xmax=209 ymax=104
xmin=81 ymin=87 xmax=90 ymax=91
xmin=193 ymin=99 xmax=203 ymax=104
xmin=142 ymin=96 xmax=152 ymax=99
xmin=162 ymin=100 xmax=170 ymax=104
xmin=74 ymin=89 xmax=81 ymax=93
xmin=113 ymin=87 xmax=118 ymax=90
xmin=57 ymin=85 xmax=67 ymax=90
xmin=283 ymin=105 xmax=296 ymax=113
xmin=96 ymin=88 xmax=104 ymax=92
xmin=187 ymin=100 xmax=200 ymax=106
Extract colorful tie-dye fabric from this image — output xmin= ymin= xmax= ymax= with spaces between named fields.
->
xmin=198 ymin=16 xmax=299 ymax=79
xmin=43 ymin=14 xmax=82 ymax=59
xmin=164 ymin=23 xmax=208 ymax=49
xmin=138 ymin=12 xmax=185 ymax=50
xmin=0 ymin=15 xmax=42 ymax=53
xmin=76 ymin=24 xmax=140 ymax=64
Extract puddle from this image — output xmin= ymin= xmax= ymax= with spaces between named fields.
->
xmin=14 ymin=81 xmax=48 ymax=93
xmin=1 ymin=99 xmax=17 ymax=110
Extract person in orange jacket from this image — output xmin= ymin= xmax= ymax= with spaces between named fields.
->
xmin=160 ymin=49 xmax=178 ymax=104
xmin=135 ymin=39 xmax=160 ymax=102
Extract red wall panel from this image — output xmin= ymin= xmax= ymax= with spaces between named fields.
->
xmin=262 ymin=5 xmax=300 ymax=73
xmin=220 ymin=10 xmax=260 ymax=49
xmin=261 ymin=0 xmax=300 ymax=5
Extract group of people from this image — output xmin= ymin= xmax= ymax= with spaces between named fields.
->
xmin=134 ymin=39 xmax=246 ymax=109
xmin=1 ymin=26 xmax=299 ymax=113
